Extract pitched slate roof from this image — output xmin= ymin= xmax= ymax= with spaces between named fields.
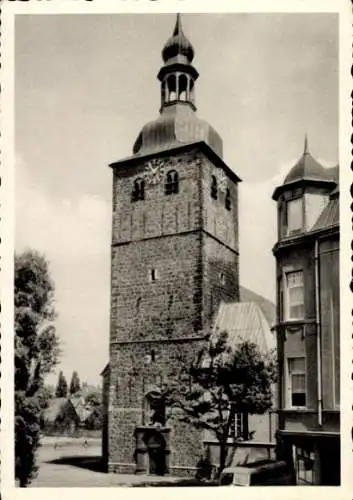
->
xmin=283 ymin=137 xmax=336 ymax=186
xmin=213 ymin=301 xmax=276 ymax=354
xmin=312 ymin=188 xmax=339 ymax=231
xmin=272 ymin=141 xmax=337 ymax=201
xmin=70 ymin=396 xmax=92 ymax=422
xmin=43 ymin=398 xmax=68 ymax=422
xmin=239 ymin=286 xmax=275 ymax=326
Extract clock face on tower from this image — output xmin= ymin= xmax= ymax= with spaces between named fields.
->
xmin=143 ymin=159 xmax=165 ymax=185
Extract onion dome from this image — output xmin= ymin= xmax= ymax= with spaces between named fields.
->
xmin=132 ymin=14 xmax=223 ymax=158
xmin=162 ymin=13 xmax=194 ymax=63
xmin=133 ymin=103 xmax=223 ymax=157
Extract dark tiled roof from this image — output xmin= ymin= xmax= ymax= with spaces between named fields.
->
xmin=325 ymin=165 xmax=339 ymax=183
xmin=284 ymin=148 xmax=333 ymax=185
xmin=272 ymin=139 xmax=337 ymax=201
xmin=329 ymin=185 xmax=339 ymax=197
xmin=312 ymin=193 xmax=339 ymax=231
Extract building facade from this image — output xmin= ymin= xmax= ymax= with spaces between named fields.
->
xmin=103 ymin=15 xmax=242 ymax=476
xmin=272 ymin=138 xmax=339 ymax=485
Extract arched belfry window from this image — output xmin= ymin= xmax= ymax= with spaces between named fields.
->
xmin=131 ymin=178 xmax=145 ymax=202
xmin=178 ymin=74 xmax=188 ymax=101
xmin=161 ymin=80 xmax=167 ymax=107
xmin=225 ymin=188 xmax=231 ymax=211
xmin=167 ymin=74 xmax=177 ymax=102
xmin=165 ymin=170 xmax=179 ymax=195
xmin=189 ymin=79 xmax=196 ymax=106
xmin=211 ymin=175 xmax=218 ymax=200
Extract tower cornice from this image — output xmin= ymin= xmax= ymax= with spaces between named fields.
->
xmin=109 ymin=140 xmax=242 ymax=184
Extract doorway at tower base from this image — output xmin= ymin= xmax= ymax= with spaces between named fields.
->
xmin=134 ymin=426 xmax=171 ymax=475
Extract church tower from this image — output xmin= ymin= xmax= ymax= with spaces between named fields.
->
xmin=103 ymin=14 xmax=241 ymax=475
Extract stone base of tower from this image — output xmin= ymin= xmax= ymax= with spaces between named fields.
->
xmin=103 ymin=410 xmax=204 ymax=477
xmin=105 ymin=462 xmax=200 ymax=477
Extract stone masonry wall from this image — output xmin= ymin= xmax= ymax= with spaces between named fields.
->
xmin=110 ymin=232 xmax=202 ymax=344
xmin=108 ymin=340 xmax=205 ymax=470
xmin=201 ymin=156 xmax=239 ymax=331
xmin=112 ymin=149 xmax=202 ymax=245
xmin=106 ymin=146 xmax=240 ymax=473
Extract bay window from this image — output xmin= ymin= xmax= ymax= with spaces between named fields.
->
xmin=286 ymin=197 xmax=303 ymax=235
xmin=286 ymin=357 xmax=307 ymax=408
xmin=285 ymin=270 xmax=304 ymax=320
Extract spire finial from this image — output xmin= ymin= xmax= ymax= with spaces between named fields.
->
xmin=161 ymin=13 xmax=194 ymax=64
xmin=304 ymin=133 xmax=309 ymax=155
xmin=173 ymin=13 xmax=183 ymax=36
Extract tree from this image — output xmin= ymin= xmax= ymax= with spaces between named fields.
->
xmin=69 ymin=371 xmax=81 ymax=395
xmin=15 ymin=250 xmax=60 ymax=486
xmin=55 ymin=371 xmax=68 ymax=398
xmin=38 ymin=384 xmax=54 ymax=411
xmin=38 ymin=385 xmax=55 ymax=430
xmin=85 ymin=405 xmax=103 ymax=430
xmin=85 ymin=390 xmax=102 ymax=407
xmin=164 ymin=331 xmax=277 ymax=476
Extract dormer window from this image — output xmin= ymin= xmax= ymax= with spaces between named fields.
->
xmin=211 ymin=175 xmax=218 ymax=199
xmin=165 ymin=170 xmax=179 ymax=195
xmin=131 ymin=178 xmax=145 ymax=202
xmin=286 ymin=197 xmax=303 ymax=235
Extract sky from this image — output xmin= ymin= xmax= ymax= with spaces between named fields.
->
xmin=15 ymin=13 xmax=338 ymax=385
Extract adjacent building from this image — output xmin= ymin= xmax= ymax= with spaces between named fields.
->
xmin=272 ymin=138 xmax=339 ymax=485
xmin=42 ymin=396 xmax=92 ymax=434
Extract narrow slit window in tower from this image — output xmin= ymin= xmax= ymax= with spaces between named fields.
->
xmin=211 ymin=175 xmax=218 ymax=199
xmin=225 ymin=188 xmax=231 ymax=210
xmin=149 ymin=268 xmax=158 ymax=282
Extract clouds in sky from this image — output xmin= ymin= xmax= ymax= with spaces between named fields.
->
xmin=15 ymin=13 xmax=338 ymax=384
xmin=16 ymin=154 xmax=111 ymax=385
xmin=17 ymin=150 xmax=335 ymax=385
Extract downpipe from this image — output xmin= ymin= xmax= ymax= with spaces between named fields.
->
xmin=314 ymin=239 xmax=323 ymax=427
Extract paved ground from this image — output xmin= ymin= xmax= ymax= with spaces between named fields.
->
xmin=29 ymin=438 xmax=182 ymax=487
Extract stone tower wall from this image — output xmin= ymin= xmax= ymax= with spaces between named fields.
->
xmin=106 ymin=146 xmax=240 ymax=474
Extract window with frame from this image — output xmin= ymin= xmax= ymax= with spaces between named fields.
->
xmin=211 ymin=175 xmax=218 ymax=199
xmin=131 ymin=178 xmax=145 ymax=202
xmin=285 ymin=270 xmax=304 ymax=320
xmin=295 ymin=446 xmax=315 ymax=484
xmin=225 ymin=188 xmax=231 ymax=210
xmin=165 ymin=170 xmax=179 ymax=195
xmin=287 ymin=357 xmax=306 ymax=408
xmin=286 ymin=197 xmax=303 ymax=235
xmin=229 ymin=413 xmax=243 ymax=439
